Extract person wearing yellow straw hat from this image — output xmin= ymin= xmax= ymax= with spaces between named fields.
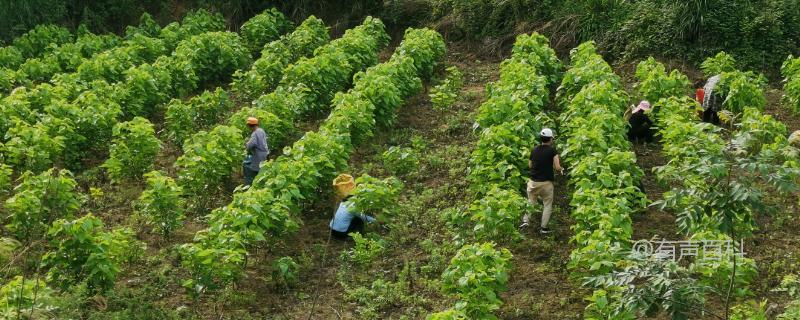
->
xmin=243 ymin=117 xmax=269 ymax=186
xmin=329 ymin=174 xmax=376 ymax=240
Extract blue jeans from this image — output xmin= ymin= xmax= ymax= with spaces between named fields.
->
xmin=243 ymin=166 xmax=259 ymax=186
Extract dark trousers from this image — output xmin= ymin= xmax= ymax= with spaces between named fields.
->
xmin=243 ymin=166 xmax=259 ymax=186
xmin=331 ymin=217 xmax=365 ymax=240
xmin=702 ymin=109 xmax=721 ymax=125
xmin=627 ymin=126 xmax=654 ymax=143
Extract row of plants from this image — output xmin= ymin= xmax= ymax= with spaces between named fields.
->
xmin=430 ymin=33 xmax=561 ymax=319
xmin=781 ymin=54 xmax=800 ymax=115
xmin=0 ymin=9 xmax=239 ymax=175
xmin=177 ymin=26 xmax=445 ymax=297
xmin=173 ymin=17 xmax=387 ymax=206
xmin=554 ymin=42 xmax=649 ymax=318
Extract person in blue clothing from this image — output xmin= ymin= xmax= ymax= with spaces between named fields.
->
xmin=329 ymin=194 xmax=377 ymax=241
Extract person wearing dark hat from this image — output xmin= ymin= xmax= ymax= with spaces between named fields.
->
xmin=243 ymin=117 xmax=269 ymax=186
xmin=627 ymin=100 xmax=655 ymax=143
xmin=521 ymin=128 xmax=564 ymax=234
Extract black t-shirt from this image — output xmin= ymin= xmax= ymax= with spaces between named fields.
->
xmin=530 ymin=144 xmax=557 ymax=182
xmin=629 ymin=111 xmax=652 ymax=132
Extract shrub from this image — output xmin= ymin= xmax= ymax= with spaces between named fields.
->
xmin=271 ymin=256 xmax=299 ymax=289
xmin=12 ymin=24 xmax=72 ymax=59
xmin=429 ymin=66 xmax=463 ymax=111
xmin=103 ymin=117 xmax=161 ymax=182
xmin=240 ymin=8 xmax=293 ymax=54
xmin=382 ymin=146 xmax=420 ymax=176
xmin=175 ymin=125 xmax=243 ymax=197
xmin=165 ymin=88 xmax=233 ymax=145
xmin=469 ymin=186 xmax=530 ymax=241
xmin=0 ymin=164 xmax=12 ymax=194
xmin=136 ymin=171 xmax=185 ymax=239
xmin=350 ymin=174 xmax=403 ymax=218
xmin=43 ymin=214 xmax=119 ymax=292
xmin=174 ymin=32 xmax=251 ymax=87
xmin=0 ymin=276 xmax=55 ymax=319
xmin=1 ymin=120 xmax=66 ymax=173
xmin=4 ymin=169 xmax=80 ymax=241
xmin=441 ymin=242 xmax=512 ymax=319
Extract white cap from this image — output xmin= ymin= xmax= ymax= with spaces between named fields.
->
xmin=540 ymin=128 xmax=554 ymax=138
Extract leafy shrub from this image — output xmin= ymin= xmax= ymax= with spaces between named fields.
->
xmin=18 ymin=56 xmax=61 ymax=83
xmin=634 ymin=57 xmax=691 ymax=104
xmin=103 ymin=117 xmax=161 ymax=182
xmin=429 ymin=66 xmax=463 ymax=111
xmin=346 ymin=233 xmax=385 ymax=267
xmin=100 ymin=226 xmax=146 ymax=266
xmin=1 ymin=119 xmax=66 ymax=173
xmin=442 ymin=242 xmax=512 ymax=319
xmin=700 ymin=51 xmax=737 ymax=77
xmin=43 ymin=214 xmax=119 ymax=292
xmin=469 ymin=186 xmax=530 ymax=241
xmin=4 ymin=169 xmax=79 ymax=241
xmin=271 ymin=256 xmax=299 ymax=289
xmin=350 ymin=174 xmax=403 ymax=218
xmin=136 ymin=171 xmax=185 ymax=239
xmin=125 ymin=13 xmax=161 ymax=38
xmin=382 ymin=146 xmax=420 ymax=176
xmin=240 ymin=8 xmax=293 ymax=54
xmin=12 ymin=24 xmax=72 ymax=59
xmin=426 ymin=309 xmax=468 ymax=320
xmin=119 ymin=63 xmax=173 ymax=118
xmin=159 ymin=9 xmax=226 ymax=51
xmin=0 ymin=164 xmax=12 ymax=194
xmin=782 ymin=55 xmax=800 ymax=115
xmin=0 ymin=47 xmax=23 ymax=69
xmin=174 ymin=32 xmax=251 ymax=87
xmin=166 ymin=88 xmax=233 ymax=145
xmin=176 ymin=125 xmax=243 ymax=197
xmin=0 ymin=276 xmax=55 ymax=319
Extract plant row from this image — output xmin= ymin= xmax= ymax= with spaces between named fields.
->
xmin=172 ymin=17 xmax=387 ymax=202
xmin=782 ymin=55 xmax=800 ymax=115
xmin=0 ymin=9 xmax=275 ymax=177
xmin=176 ymin=26 xmax=445 ymax=297
xmin=430 ymin=33 xmax=561 ymax=319
xmin=555 ymin=42 xmax=650 ymax=317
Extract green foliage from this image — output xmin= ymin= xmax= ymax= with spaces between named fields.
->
xmin=136 ymin=171 xmax=185 ymax=239
xmin=429 ymin=66 xmax=463 ymax=111
xmin=173 ymin=31 xmax=251 ymax=87
xmin=103 ymin=117 xmax=161 ymax=182
xmin=43 ymin=214 xmax=119 ymax=292
xmin=442 ymin=242 xmax=512 ymax=319
xmin=426 ymin=309 xmax=468 ymax=320
xmin=231 ymin=15 xmax=329 ymax=100
xmin=271 ymin=256 xmax=299 ymax=289
xmin=700 ymin=51 xmax=737 ymax=76
xmin=119 ymin=62 xmax=173 ymax=118
xmin=4 ymin=168 xmax=79 ymax=241
xmin=176 ymin=125 xmax=243 ymax=196
xmin=0 ymin=47 xmax=24 ymax=69
xmin=779 ymin=300 xmax=800 ymax=320
xmin=239 ymin=8 xmax=293 ymax=54
xmin=468 ymin=186 xmax=530 ymax=242
xmin=350 ymin=174 xmax=403 ymax=219
xmin=730 ymin=300 xmax=768 ymax=320
xmin=0 ymin=276 xmax=55 ymax=319
xmin=77 ymin=34 xmax=167 ymax=83
xmin=0 ymin=164 xmax=12 ymax=194
xmin=634 ymin=57 xmax=691 ymax=104
xmin=346 ymin=233 xmax=385 ymax=267
xmin=125 ymin=13 xmax=161 ymax=38
xmin=12 ymin=24 xmax=72 ymax=59
xmin=382 ymin=146 xmax=420 ymax=176
xmin=159 ymin=9 xmax=226 ymax=51
xmin=178 ymin=232 xmax=247 ymax=297
xmin=782 ymin=55 xmax=800 ymax=115
xmin=166 ymin=88 xmax=233 ymax=145
xmin=226 ymin=107 xmax=293 ymax=150
xmin=1 ymin=119 xmax=66 ymax=173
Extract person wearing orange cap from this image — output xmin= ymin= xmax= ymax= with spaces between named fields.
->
xmin=329 ymin=182 xmax=376 ymax=241
xmin=243 ymin=117 xmax=269 ymax=186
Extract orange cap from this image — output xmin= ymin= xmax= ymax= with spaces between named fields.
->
xmin=246 ymin=117 xmax=258 ymax=125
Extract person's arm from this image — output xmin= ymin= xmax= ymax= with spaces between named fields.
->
xmin=245 ymin=132 xmax=256 ymax=150
xmin=553 ymin=154 xmax=564 ymax=173
xmin=361 ymin=214 xmax=377 ymax=223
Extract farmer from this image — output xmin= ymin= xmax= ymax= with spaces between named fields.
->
xmin=700 ymin=74 xmax=723 ymax=124
xmin=626 ymin=100 xmax=654 ymax=143
xmin=329 ymin=176 xmax=377 ymax=240
xmin=243 ymin=117 xmax=269 ymax=186
xmin=521 ymin=128 xmax=564 ymax=234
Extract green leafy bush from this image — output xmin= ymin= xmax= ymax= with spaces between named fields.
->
xmin=271 ymin=256 xmax=299 ymax=289
xmin=634 ymin=57 xmax=691 ymax=104
xmin=0 ymin=276 xmax=55 ymax=319
xmin=442 ymin=242 xmax=512 ymax=319
xmin=239 ymin=8 xmax=293 ymax=54
xmin=346 ymin=233 xmax=385 ymax=267
xmin=0 ymin=164 xmax=12 ymax=194
xmin=43 ymin=214 xmax=120 ymax=292
xmin=1 ymin=119 xmax=66 ymax=173
xmin=0 ymin=47 xmax=24 ymax=69
xmin=173 ymin=32 xmax=251 ymax=87
xmin=159 ymin=9 xmax=226 ymax=51
xmin=136 ymin=171 xmax=185 ymax=239
xmin=175 ymin=125 xmax=243 ymax=196
xmin=119 ymin=62 xmax=173 ymax=118
xmin=350 ymin=174 xmax=403 ymax=218
xmin=700 ymin=51 xmax=737 ymax=76
xmin=382 ymin=146 xmax=420 ymax=176
xmin=429 ymin=66 xmax=463 ymax=111
xmin=468 ymin=186 xmax=530 ymax=241
xmin=4 ymin=169 xmax=79 ymax=241
xmin=103 ymin=117 xmax=161 ymax=182
xmin=165 ymin=88 xmax=233 ymax=145
xmin=12 ymin=24 xmax=72 ymax=59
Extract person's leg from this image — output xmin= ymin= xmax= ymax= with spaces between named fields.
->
xmin=539 ymin=182 xmax=555 ymax=228
xmin=523 ymin=180 xmax=538 ymax=225
xmin=347 ymin=216 xmax=365 ymax=235
xmin=243 ymin=167 xmax=258 ymax=186
xmin=331 ymin=229 xmax=349 ymax=241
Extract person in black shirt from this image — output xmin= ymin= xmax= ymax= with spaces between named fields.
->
xmin=626 ymin=100 xmax=654 ymax=143
xmin=521 ymin=128 xmax=564 ymax=234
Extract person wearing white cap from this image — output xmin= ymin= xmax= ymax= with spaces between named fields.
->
xmin=521 ymin=127 xmax=564 ymax=234
xmin=627 ymin=100 xmax=654 ymax=143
